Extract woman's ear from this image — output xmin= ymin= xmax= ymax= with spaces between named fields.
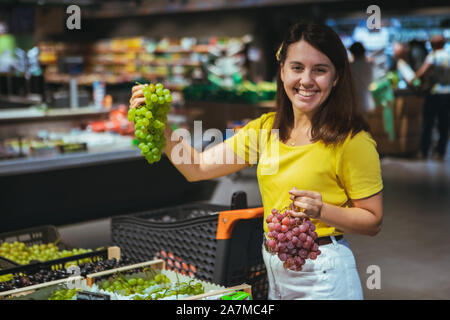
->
xmin=280 ymin=64 xmax=285 ymax=83
xmin=332 ymin=74 xmax=339 ymax=87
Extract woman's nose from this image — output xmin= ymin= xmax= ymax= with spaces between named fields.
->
xmin=299 ymin=70 xmax=314 ymax=88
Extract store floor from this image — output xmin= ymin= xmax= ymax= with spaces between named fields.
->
xmin=58 ymin=151 xmax=450 ymax=300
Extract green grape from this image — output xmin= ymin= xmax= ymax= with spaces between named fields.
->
xmin=145 ymin=111 xmax=153 ymax=119
xmin=155 ymin=88 xmax=163 ymax=96
xmin=142 ymin=118 xmax=150 ymax=127
xmin=148 ymin=83 xmax=156 ymax=93
xmin=150 ymin=94 xmax=158 ymax=103
xmin=155 ymin=83 xmax=163 ymax=90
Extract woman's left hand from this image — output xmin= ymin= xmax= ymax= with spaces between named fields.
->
xmin=288 ymin=187 xmax=323 ymax=219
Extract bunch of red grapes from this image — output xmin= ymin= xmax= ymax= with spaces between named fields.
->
xmin=265 ymin=208 xmax=322 ymax=271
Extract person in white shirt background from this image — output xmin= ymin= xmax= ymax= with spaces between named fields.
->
xmin=414 ymin=35 xmax=449 ymax=161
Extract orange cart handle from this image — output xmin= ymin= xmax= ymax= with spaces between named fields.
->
xmin=216 ymin=207 xmax=264 ymax=240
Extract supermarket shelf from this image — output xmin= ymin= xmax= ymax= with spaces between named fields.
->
xmin=0 ymin=146 xmax=142 ymax=177
xmin=0 ymin=106 xmax=110 ymax=125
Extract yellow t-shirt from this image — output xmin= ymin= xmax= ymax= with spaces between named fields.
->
xmin=225 ymin=112 xmax=383 ymax=238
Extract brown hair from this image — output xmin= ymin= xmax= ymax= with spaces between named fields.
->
xmin=430 ymin=35 xmax=445 ymax=50
xmin=273 ymin=22 xmax=370 ymax=147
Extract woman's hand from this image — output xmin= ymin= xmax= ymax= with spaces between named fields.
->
xmin=129 ymin=84 xmax=147 ymax=109
xmin=288 ymin=187 xmax=323 ymax=219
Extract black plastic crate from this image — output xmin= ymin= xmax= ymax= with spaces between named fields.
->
xmin=111 ymin=192 xmax=268 ymax=300
xmin=0 ymin=257 xmax=18 ymax=270
xmin=0 ymin=225 xmax=72 ymax=250
xmin=0 ymin=225 xmax=108 ymax=277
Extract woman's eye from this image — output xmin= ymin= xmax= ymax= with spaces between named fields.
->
xmin=315 ymin=69 xmax=326 ymax=73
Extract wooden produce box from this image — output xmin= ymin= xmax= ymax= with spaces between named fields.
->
xmin=85 ymin=259 xmax=252 ymax=300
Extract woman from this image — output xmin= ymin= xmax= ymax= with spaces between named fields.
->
xmin=130 ymin=23 xmax=383 ymax=300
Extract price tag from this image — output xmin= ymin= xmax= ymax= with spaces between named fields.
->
xmin=76 ymin=291 xmax=111 ymax=300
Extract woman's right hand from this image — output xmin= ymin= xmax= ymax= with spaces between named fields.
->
xmin=129 ymin=84 xmax=147 ymax=109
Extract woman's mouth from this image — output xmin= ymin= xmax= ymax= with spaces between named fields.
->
xmin=294 ymin=88 xmax=319 ymax=98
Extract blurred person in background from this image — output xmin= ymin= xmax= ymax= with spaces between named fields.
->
xmin=408 ymin=39 xmax=428 ymax=71
xmin=349 ymin=42 xmax=375 ymax=116
xmin=0 ymin=21 xmax=16 ymax=73
xmin=414 ymin=35 xmax=449 ymax=161
xmin=393 ymin=42 xmax=417 ymax=85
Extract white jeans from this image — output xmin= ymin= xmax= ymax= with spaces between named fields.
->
xmin=262 ymin=236 xmax=364 ymax=300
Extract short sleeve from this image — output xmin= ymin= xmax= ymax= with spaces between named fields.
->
xmin=336 ymin=131 xmax=383 ymax=200
xmin=224 ymin=112 xmax=274 ymax=166
xmin=425 ymin=52 xmax=435 ymax=65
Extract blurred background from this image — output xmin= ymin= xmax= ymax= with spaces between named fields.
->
xmin=0 ymin=0 xmax=449 ymax=300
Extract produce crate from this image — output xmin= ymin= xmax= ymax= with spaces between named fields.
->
xmin=0 ymin=247 xmax=121 ymax=298
xmin=0 ymin=257 xmax=18 ymax=270
xmin=0 ymin=225 xmax=72 ymax=250
xmin=3 ymin=259 xmax=252 ymax=300
xmin=111 ymin=192 xmax=268 ymax=299
xmin=0 ymin=225 xmax=118 ymax=278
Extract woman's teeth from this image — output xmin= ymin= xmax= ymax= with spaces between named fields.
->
xmin=295 ymin=88 xmax=317 ymax=97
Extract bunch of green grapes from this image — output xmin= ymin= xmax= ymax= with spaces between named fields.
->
xmin=0 ymin=241 xmax=93 ymax=265
xmin=0 ymin=274 xmax=13 ymax=283
xmin=100 ymin=273 xmax=171 ymax=296
xmin=135 ymin=279 xmax=204 ymax=300
xmin=128 ymin=82 xmax=172 ymax=164
xmin=48 ymin=288 xmax=77 ymax=300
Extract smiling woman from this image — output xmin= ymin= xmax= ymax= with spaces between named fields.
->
xmin=129 ymin=22 xmax=383 ymax=301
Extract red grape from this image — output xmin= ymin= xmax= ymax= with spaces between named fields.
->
xmin=277 ymin=233 xmax=286 ymax=242
xmin=268 ymin=223 xmax=275 ymax=232
xmin=275 ymin=223 xmax=282 ymax=232
xmin=299 ymin=233 xmax=307 ymax=242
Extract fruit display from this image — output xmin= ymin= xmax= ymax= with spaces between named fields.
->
xmin=128 ymin=82 xmax=172 ymax=164
xmin=96 ymin=271 xmax=205 ymax=300
xmin=2 ymin=258 xmax=253 ymax=300
xmin=265 ymin=208 xmax=322 ymax=271
xmin=0 ymin=258 xmax=131 ymax=293
xmin=48 ymin=288 xmax=77 ymax=300
xmin=0 ymin=241 xmax=93 ymax=266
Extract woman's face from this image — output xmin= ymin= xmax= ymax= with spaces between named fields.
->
xmin=281 ymin=39 xmax=338 ymax=115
